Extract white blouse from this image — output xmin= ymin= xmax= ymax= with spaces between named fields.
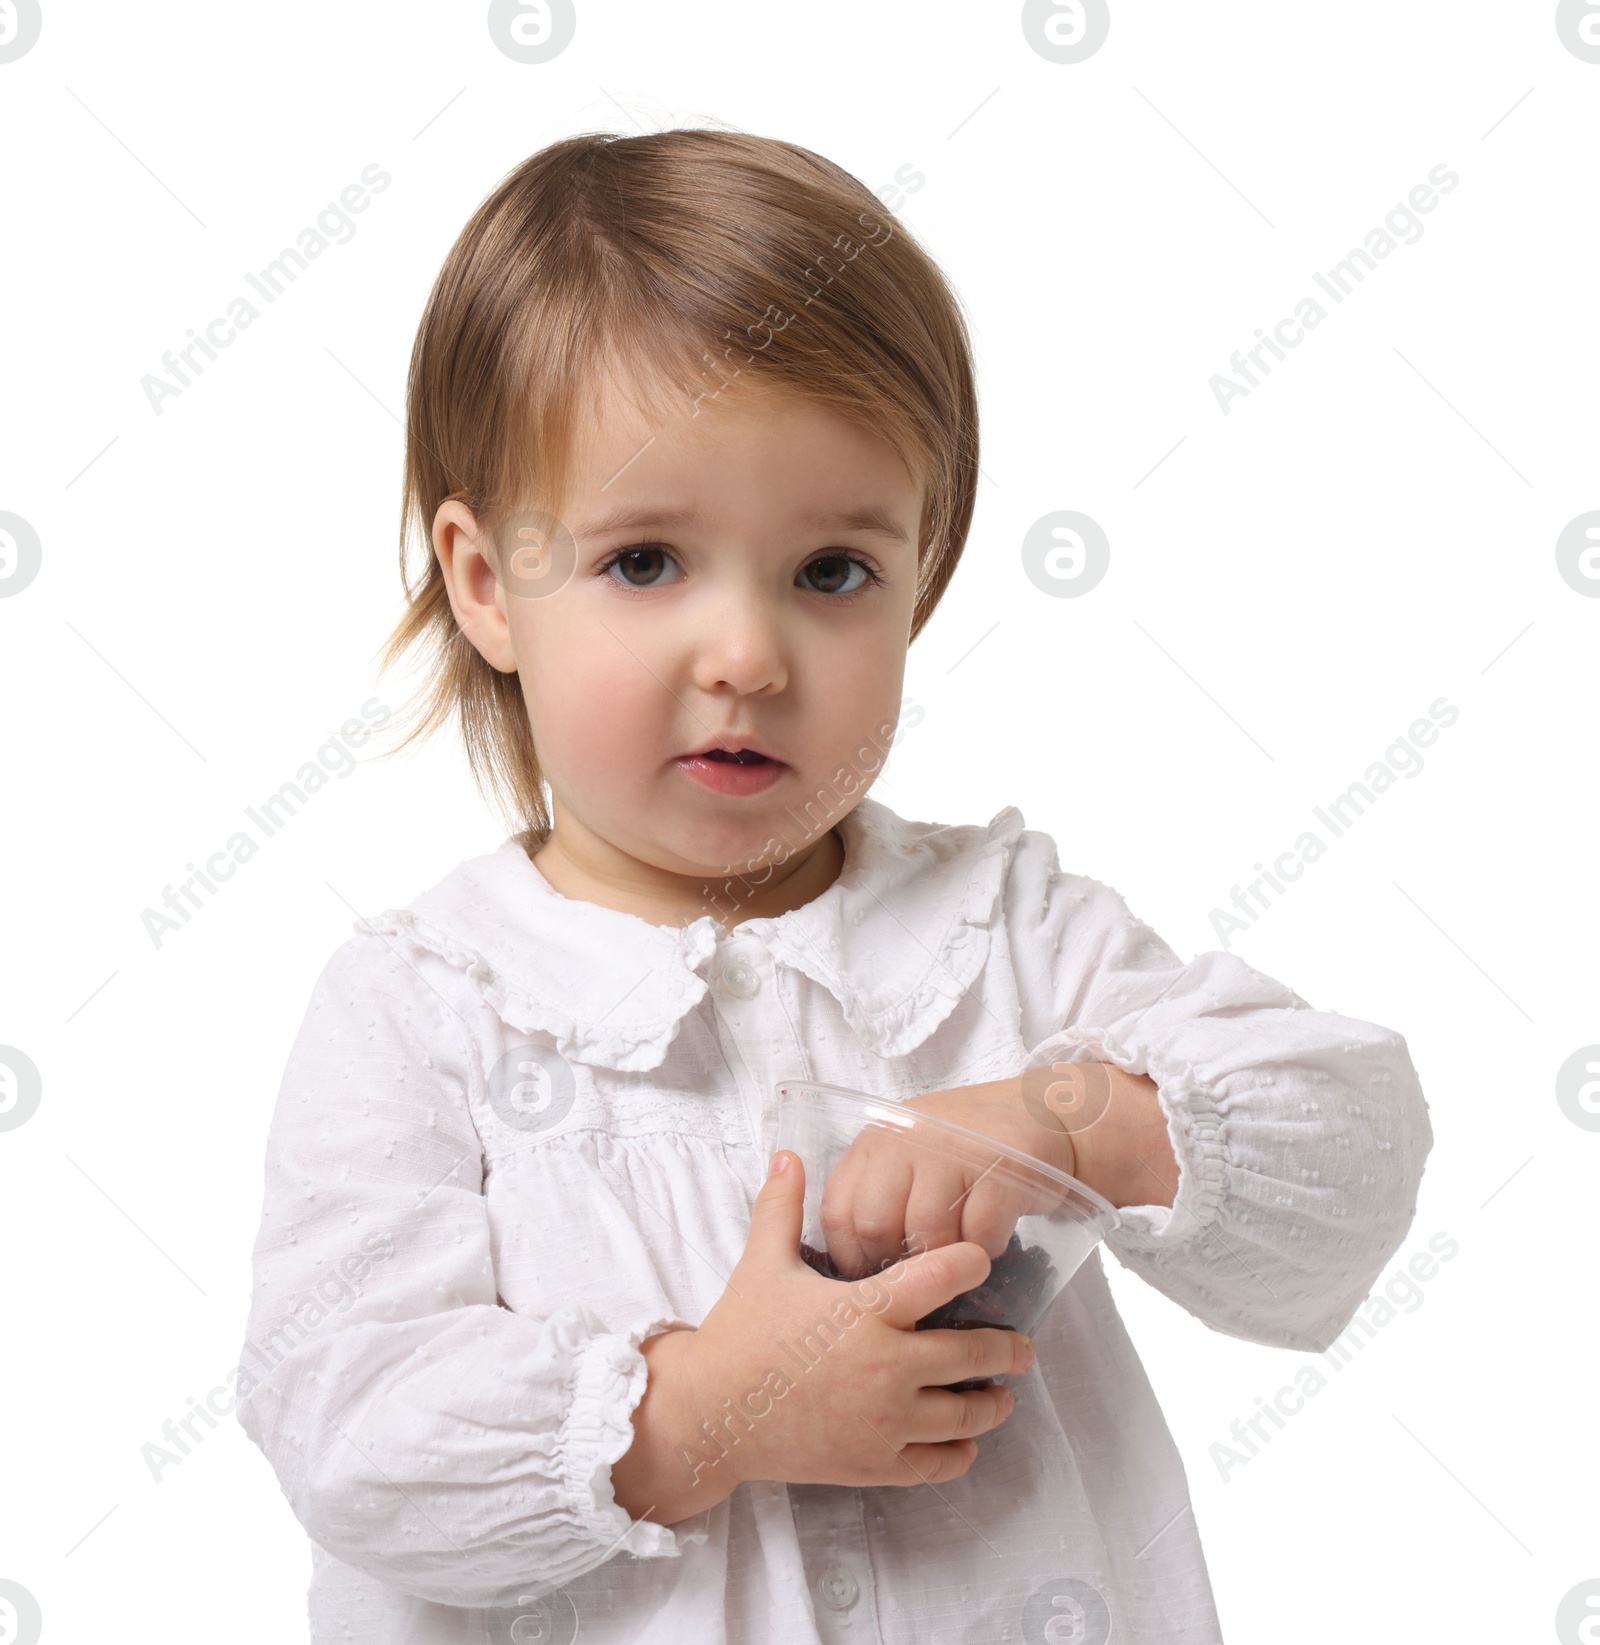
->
xmin=236 ymin=795 xmax=1433 ymax=1643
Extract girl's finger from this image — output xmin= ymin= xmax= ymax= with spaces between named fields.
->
xmin=906 ymin=1322 xmax=1035 ymax=1387
xmin=818 ymin=1145 xmax=863 ymax=1257
xmin=898 ymin=1383 xmax=1017 ymax=1447
xmin=960 ymin=1174 xmax=1025 ymax=1260
xmin=902 ymin=1162 xmax=970 ymax=1263
xmin=851 ymin=1239 xmax=994 ymax=1331
xmin=841 ymin=1148 xmax=916 ymax=1278
xmin=876 ymin=1439 xmax=979 ymax=1487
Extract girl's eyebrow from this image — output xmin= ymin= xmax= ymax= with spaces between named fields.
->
xmin=572 ymin=503 xmax=909 ymax=543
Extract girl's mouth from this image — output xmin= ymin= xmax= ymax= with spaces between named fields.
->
xmin=674 ymin=747 xmax=787 ymax=796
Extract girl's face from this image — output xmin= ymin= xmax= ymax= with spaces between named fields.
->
xmin=434 ymin=365 xmax=925 ymax=922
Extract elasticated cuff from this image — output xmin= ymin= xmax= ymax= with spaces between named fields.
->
xmin=561 ymin=1315 xmax=712 ymax=1561
xmin=1022 ymin=1025 xmax=1227 ymax=1249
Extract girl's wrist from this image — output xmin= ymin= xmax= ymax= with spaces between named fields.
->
xmin=1014 ymin=1068 xmax=1084 ymax=1181
xmin=612 ymin=1325 xmax=741 ymax=1526
xmin=1067 ymin=1066 xmax=1179 ymax=1210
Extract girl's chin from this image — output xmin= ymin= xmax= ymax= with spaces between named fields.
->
xmin=649 ymin=803 xmax=832 ymax=877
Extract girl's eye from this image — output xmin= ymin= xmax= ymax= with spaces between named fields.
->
xmin=799 ymin=553 xmax=881 ymax=597
xmin=598 ymin=545 xmax=882 ymax=597
xmin=603 ymin=545 xmax=679 ymax=589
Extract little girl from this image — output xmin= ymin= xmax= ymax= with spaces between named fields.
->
xmin=237 ymin=128 xmax=1434 ymax=1644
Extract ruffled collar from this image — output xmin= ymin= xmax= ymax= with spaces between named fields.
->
xmin=354 ymin=796 xmax=1027 ymax=1072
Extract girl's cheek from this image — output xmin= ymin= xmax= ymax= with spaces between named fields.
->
xmin=546 ymin=678 xmax=673 ymax=776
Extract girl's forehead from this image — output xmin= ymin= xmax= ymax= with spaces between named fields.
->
xmin=568 ymin=362 xmax=922 ymax=493
xmin=577 ymin=356 xmax=804 ymax=437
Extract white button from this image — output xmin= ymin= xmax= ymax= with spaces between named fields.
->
xmin=816 ymin=1564 xmax=859 ymax=1611
xmin=718 ymin=959 xmax=760 ymax=998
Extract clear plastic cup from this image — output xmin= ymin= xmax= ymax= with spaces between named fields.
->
xmin=773 ymin=1079 xmax=1120 ymax=1357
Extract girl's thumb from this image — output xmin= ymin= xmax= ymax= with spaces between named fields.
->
xmin=747 ymin=1150 xmax=805 ymax=1261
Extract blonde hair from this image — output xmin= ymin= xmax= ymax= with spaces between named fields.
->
xmin=379 ymin=127 xmax=979 ymax=836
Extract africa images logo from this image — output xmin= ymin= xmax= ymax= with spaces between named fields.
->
xmin=0 ymin=0 xmax=42 ymax=63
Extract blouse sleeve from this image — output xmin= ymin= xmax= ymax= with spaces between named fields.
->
xmin=1002 ymin=830 xmax=1435 ymax=1353
xmin=234 ymin=934 xmax=707 ymax=1609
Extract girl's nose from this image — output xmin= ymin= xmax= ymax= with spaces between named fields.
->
xmin=688 ymin=591 xmax=789 ymax=697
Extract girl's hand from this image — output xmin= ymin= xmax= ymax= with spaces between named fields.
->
xmin=817 ymin=1069 xmax=1111 ymax=1280
xmin=611 ymin=1151 xmax=1034 ymax=1526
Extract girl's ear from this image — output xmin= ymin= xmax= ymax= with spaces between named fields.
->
xmin=433 ymin=500 xmax=517 ymax=673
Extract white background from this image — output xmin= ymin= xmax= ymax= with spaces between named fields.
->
xmin=1 ymin=2 xmax=1596 ymax=1640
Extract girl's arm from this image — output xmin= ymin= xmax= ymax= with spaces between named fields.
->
xmin=1001 ymin=830 xmax=1435 ymax=1352
xmin=235 ymin=936 xmax=704 ymax=1609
